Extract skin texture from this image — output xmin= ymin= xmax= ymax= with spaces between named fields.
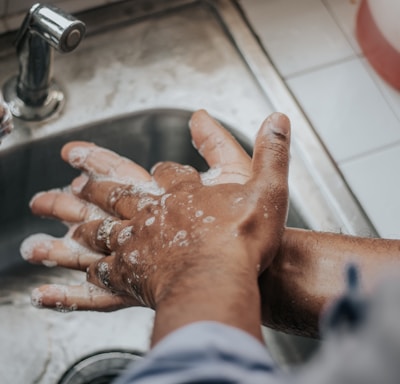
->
xmin=22 ymin=110 xmax=291 ymax=345
xmin=262 ymin=228 xmax=400 ymax=337
xmin=22 ymin=109 xmax=400 ymax=340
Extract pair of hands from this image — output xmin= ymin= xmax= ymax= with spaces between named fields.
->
xmin=21 ymin=109 xmax=291 ymax=322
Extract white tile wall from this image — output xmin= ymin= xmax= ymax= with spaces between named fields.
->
xmin=239 ymin=0 xmax=354 ymax=77
xmin=341 ymin=145 xmax=400 ymax=238
xmin=240 ymin=0 xmax=400 ymax=238
xmin=287 ymin=57 xmax=400 ymax=162
xmin=322 ymin=0 xmax=362 ymax=54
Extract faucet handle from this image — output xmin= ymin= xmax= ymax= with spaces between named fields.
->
xmin=15 ymin=3 xmax=86 ymax=53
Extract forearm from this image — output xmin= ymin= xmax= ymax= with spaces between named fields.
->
xmin=260 ymin=228 xmax=400 ymax=337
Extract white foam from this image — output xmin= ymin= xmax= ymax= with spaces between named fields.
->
xmin=55 ymin=301 xmax=77 ymax=313
xmin=169 ymin=230 xmax=189 ymax=247
xmin=175 ymin=165 xmax=195 ymax=174
xmin=87 ymin=205 xmax=108 ymax=221
xmin=145 ymin=217 xmax=155 ymax=226
xmin=97 ymin=261 xmax=110 ymax=287
xmin=117 ymin=225 xmax=133 ymax=245
xmin=109 ymin=186 xmax=125 ymax=207
xmin=63 ymin=236 xmax=92 ymax=255
xmin=42 ymin=260 xmax=57 ymax=268
xmin=173 ymin=230 xmax=187 ymax=241
xmin=160 ymin=193 xmax=172 ymax=208
xmin=129 ymin=250 xmax=140 ymax=264
xmin=31 ymin=288 xmax=43 ymax=308
xmin=85 ymin=282 xmax=107 ymax=295
xmin=203 ymin=216 xmax=216 ymax=224
xmin=128 ymin=179 xmax=164 ymax=196
xmin=68 ymin=146 xmax=92 ymax=168
xmin=201 ymin=167 xmax=222 ymax=186
xmin=20 ymin=233 xmax=53 ymax=261
xmin=195 ymin=210 xmax=204 ymax=218
xmin=137 ymin=196 xmax=159 ymax=211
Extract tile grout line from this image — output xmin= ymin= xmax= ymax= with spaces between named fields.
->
xmin=358 ymin=57 xmax=400 ymax=126
xmin=320 ymin=0 xmax=360 ymax=55
xmin=339 ymin=138 xmax=400 ymax=165
xmin=321 ymin=0 xmax=400 ymax=127
xmin=284 ymin=54 xmax=358 ymax=81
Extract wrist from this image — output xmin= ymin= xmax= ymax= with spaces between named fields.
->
xmin=150 ymin=245 xmax=263 ymax=346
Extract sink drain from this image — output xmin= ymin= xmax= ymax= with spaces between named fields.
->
xmin=58 ymin=350 xmax=142 ymax=384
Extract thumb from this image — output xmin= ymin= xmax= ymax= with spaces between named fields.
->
xmin=249 ymin=112 xmax=291 ymax=190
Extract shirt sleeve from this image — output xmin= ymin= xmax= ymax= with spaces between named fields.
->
xmin=114 ymin=321 xmax=285 ymax=384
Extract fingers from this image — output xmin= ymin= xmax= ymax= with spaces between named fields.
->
xmin=189 ymin=110 xmax=251 ymax=184
xmin=30 ymin=189 xmax=107 ymax=224
xmin=31 ymin=283 xmax=139 ymax=311
xmin=249 ymin=112 xmax=291 ymax=192
xmin=61 ymin=141 xmax=151 ymax=182
xmin=77 ymin=177 xmax=163 ymax=218
xmin=20 ymin=233 xmax=103 ymax=270
xmin=78 ymin=179 xmax=137 ymax=218
xmin=73 ymin=217 xmax=135 ymax=253
xmin=86 ymin=255 xmax=147 ymax=306
xmin=151 ymin=162 xmax=201 ymax=191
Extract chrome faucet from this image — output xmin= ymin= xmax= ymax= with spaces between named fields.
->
xmin=2 ymin=3 xmax=86 ymax=121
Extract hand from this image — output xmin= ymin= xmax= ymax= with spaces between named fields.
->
xmin=22 ymin=110 xmax=290 ymax=314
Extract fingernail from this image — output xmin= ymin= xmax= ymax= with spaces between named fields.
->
xmin=267 ymin=113 xmax=290 ymax=137
xmin=71 ymin=173 xmax=89 ymax=194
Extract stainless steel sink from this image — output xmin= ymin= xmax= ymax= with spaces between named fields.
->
xmin=0 ymin=0 xmax=376 ymax=382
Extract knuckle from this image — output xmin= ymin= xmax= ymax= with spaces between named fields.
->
xmin=203 ymin=131 xmax=225 ymax=152
xmin=108 ymin=185 xmax=131 ymax=211
xmin=151 ymin=161 xmax=174 ymax=176
xmin=78 ymin=204 xmax=89 ymax=222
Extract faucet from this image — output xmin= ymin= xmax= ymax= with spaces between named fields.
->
xmin=2 ymin=3 xmax=86 ymax=122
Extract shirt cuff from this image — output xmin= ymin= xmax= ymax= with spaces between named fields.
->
xmin=115 ymin=321 xmax=280 ymax=384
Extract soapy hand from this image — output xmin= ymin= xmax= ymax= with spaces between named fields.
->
xmin=21 ymin=110 xmax=290 ymax=312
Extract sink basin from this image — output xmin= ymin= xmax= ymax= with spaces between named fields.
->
xmin=0 ymin=0 xmax=374 ymax=382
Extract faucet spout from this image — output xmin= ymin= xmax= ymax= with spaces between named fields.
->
xmin=2 ymin=3 xmax=86 ymax=121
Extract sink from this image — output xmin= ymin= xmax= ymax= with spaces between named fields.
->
xmin=0 ymin=0 xmax=375 ymax=382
